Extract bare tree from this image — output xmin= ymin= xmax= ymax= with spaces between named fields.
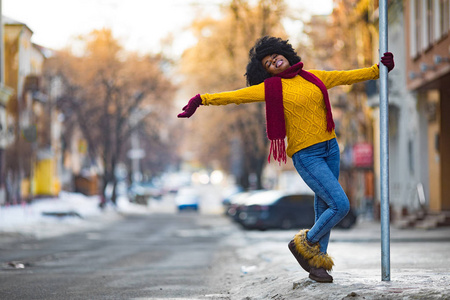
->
xmin=180 ymin=0 xmax=288 ymax=189
xmin=43 ymin=29 xmax=176 ymax=205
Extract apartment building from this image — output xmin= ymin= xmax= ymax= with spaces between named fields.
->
xmin=405 ymin=0 xmax=450 ymax=212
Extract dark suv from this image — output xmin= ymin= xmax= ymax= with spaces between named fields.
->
xmin=237 ymin=190 xmax=356 ymax=230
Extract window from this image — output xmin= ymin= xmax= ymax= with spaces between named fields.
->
xmin=410 ymin=0 xmax=420 ymax=57
xmin=433 ymin=0 xmax=449 ymax=42
xmin=440 ymin=0 xmax=450 ymax=37
xmin=410 ymin=0 xmax=449 ymax=56
xmin=426 ymin=0 xmax=434 ymax=46
xmin=283 ymin=195 xmax=314 ymax=205
xmin=415 ymin=0 xmax=423 ymax=53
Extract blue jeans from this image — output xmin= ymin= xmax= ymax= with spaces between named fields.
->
xmin=292 ymin=138 xmax=350 ymax=253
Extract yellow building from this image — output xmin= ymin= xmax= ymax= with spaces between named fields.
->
xmin=3 ymin=16 xmax=60 ymax=200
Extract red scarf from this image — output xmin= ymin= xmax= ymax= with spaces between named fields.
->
xmin=264 ymin=62 xmax=335 ymax=164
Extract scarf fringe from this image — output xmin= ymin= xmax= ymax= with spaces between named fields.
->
xmin=326 ymin=110 xmax=335 ymax=132
xmin=268 ymin=139 xmax=287 ymax=165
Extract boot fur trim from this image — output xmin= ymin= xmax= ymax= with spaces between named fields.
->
xmin=309 ymin=252 xmax=334 ymax=271
xmin=292 ymin=229 xmax=321 ymax=260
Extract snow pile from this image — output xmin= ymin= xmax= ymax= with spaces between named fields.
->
xmin=219 ymin=227 xmax=450 ymax=300
xmin=0 ymin=192 xmax=150 ymax=239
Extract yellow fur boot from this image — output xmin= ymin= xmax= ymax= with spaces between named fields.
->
xmin=293 ymin=229 xmax=334 ymax=271
xmin=292 ymin=229 xmax=321 ymax=260
xmin=309 ymin=252 xmax=334 ymax=271
xmin=292 ymin=229 xmax=334 ymax=283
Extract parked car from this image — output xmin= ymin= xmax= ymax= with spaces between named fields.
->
xmin=175 ymin=187 xmax=200 ymax=211
xmin=221 ymin=186 xmax=244 ymax=212
xmin=237 ymin=190 xmax=357 ymax=230
xmin=224 ymin=190 xmax=266 ymax=221
xmin=128 ymin=181 xmax=162 ymax=204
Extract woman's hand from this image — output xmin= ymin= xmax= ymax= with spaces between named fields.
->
xmin=177 ymin=94 xmax=203 ymax=118
xmin=380 ymin=52 xmax=394 ymax=72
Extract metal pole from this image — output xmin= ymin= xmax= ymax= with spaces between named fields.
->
xmin=379 ymin=0 xmax=390 ymax=282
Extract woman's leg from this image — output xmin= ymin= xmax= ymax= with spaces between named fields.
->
xmin=292 ymin=139 xmax=349 ymax=253
xmin=312 ymin=138 xmax=341 ymax=253
xmin=313 ymin=195 xmax=331 ymax=253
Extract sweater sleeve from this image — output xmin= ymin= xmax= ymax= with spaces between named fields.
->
xmin=309 ymin=64 xmax=379 ymax=90
xmin=200 ymin=83 xmax=265 ymax=106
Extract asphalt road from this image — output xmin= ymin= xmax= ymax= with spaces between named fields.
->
xmin=0 ymin=212 xmax=239 ymax=300
xmin=2 ymin=201 xmax=450 ymax=300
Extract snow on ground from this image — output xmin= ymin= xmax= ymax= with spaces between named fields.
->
xmin=2 ymin=189 xmax=449 ymax=299
xmin=219 ymin=224 xmax=450 ymax=300
xmin=0 ymin=184 xmax=226 ymax=240
xmin=0 ymin=192 xmax=150 ymax=239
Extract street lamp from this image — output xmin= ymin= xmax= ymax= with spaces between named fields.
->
xmin=127 ymin=106 xmax=152 ymax=183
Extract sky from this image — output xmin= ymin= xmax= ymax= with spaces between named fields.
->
xmin=2 ymin=0 xmax=333 ymax=57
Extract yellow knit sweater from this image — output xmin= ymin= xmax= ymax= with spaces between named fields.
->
xmin=201 ymin=64 xmax=380 ymax=158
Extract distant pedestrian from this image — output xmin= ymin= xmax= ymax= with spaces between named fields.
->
xmin=178 ymin=36 xmax=394 ymax=283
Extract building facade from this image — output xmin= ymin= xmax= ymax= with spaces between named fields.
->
xmin=366 ymin=0 xmax=427 ymax=220
xmin=320 ymin=0 xmax=450 ymax=223
xmin=404 ymin=0 xmax=450 ymax=213
xmin=3 ymin=16 xmax=61 ymax=202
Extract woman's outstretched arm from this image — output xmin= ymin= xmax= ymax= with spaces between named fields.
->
xmin=177 ymin=83 xmax=265 ymax=118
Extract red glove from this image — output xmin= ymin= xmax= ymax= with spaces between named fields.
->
xmin=380 ymin=52 xmax=394 ymax=72
xmin=177 ymin=94 xmax=202 ymax=118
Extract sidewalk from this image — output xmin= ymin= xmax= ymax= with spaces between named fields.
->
xmin=221 ymin=221 xmax=450 ymax=300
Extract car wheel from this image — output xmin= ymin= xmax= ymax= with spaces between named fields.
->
xmin=337 ymin=213 xmax=356 ymax=229
xmin=280 ymin=216 xmax=295 ymax=230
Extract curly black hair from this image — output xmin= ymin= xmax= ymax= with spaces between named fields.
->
xmin=245 ymin=36 xmax=301 ymax=86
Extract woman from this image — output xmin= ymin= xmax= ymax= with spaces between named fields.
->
xmin=178 ymin=36 xmax=394 ymax=283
